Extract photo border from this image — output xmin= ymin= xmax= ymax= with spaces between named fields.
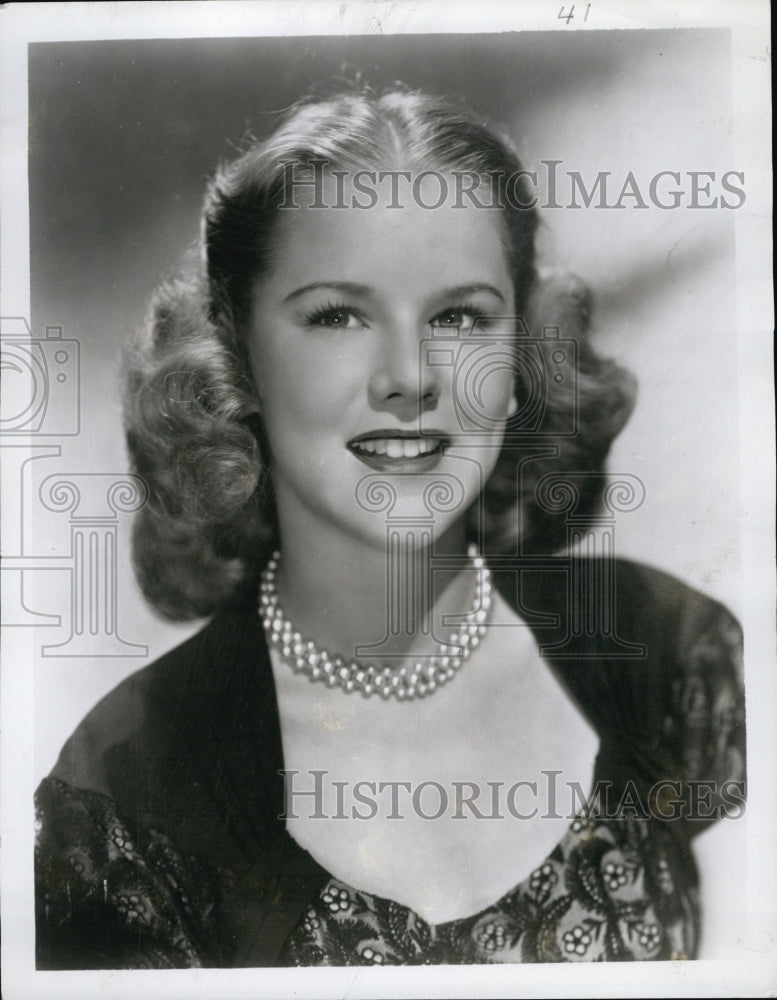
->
xmin=1 ymin=2 xmax=773 ymax=997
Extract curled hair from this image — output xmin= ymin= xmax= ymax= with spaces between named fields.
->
xmin=125 ymin=86 xmax=636 ymax=620
xmin=483 ymin=271 xmax=637 ymax=554
xmin=124 ymin=277 xmax=276 ymax=618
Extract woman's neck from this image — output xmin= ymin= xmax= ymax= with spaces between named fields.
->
xmin=273 ymin=501 xmax=475 ymax=664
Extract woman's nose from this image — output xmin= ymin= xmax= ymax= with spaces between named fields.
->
xmin=367 ymin=326 xmax=441 ymax=416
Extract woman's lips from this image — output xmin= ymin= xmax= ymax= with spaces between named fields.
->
xmin=347 ymin=434 xmax=448 ymax=472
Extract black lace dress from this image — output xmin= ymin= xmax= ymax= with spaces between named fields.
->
xmin=35 ymin=559 xmax=745 ymax=968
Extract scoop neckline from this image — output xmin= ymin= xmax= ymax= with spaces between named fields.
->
xmin=308 ymin=811 xmax=602 ymax=932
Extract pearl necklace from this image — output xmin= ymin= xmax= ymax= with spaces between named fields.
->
xmin=258 ymin=545 xmax=492 ymax=700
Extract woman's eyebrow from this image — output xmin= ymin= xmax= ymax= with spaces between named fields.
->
xmin=283 ymin=281 xmax=507 ymax=304
xmin=436 ymin=283 xmax=506 ymax=303
xmin=283 ymin=281 xmax=373 ymax=303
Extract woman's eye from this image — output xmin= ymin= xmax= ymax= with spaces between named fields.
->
xmin=304 ymin=306 xmax=365 ymax=330
xmin=430 ymin=307 xmax=487 ymax=333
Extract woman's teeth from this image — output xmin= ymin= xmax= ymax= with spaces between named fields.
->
xmin=353 ymin=437 xmax=442 ymax=458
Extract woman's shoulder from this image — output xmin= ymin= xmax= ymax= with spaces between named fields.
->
xmin=606 ymin=556 xmax=741 ymax=629
xmin=45 ymin=605 xmax=271 ymax=802
xmin=594 ymin=557 xmax=744 ymax=693
xmin=495 ymin=553 xmax=742 ymax=655
xmin=34 ymin=605 xmax=316 ymax=969
xmin=498 ymin=555 xmax=745 ymax=795
xmin=597 ymin=559 xmax=745 ymax=823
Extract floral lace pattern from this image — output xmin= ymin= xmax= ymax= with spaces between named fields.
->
xmin=35 ymin=778 xmax=222 ymax=969
xmin=280 ymin=815 xmax=698 ymax=965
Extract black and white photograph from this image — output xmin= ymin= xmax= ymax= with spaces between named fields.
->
xmin=0 ymin=2 xmax=773 ymax=997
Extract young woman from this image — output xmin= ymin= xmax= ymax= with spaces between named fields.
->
xmin=35 ymin=86 xmax=745 ymax=968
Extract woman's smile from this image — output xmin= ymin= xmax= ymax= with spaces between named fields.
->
xmin=347 ymin=430 xmax=449 ymax=472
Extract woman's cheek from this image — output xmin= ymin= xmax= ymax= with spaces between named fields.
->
xmin=492 ymin=371 xmax=517 ymax=417
xmin=466 ymin=376 xmax=514 ymax=434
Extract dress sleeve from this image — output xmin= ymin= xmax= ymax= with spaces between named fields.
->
xmin=35 ymin=776 xmax=221 ymax=969
xmin=667 ymin=596 xmax=746 ymax=832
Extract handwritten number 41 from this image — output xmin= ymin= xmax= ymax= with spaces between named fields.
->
xmin=558 ymin=4 xmax=591 ymax=22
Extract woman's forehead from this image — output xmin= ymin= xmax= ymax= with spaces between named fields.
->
xmin=265 ymin=171 xmax=513 ymax=296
